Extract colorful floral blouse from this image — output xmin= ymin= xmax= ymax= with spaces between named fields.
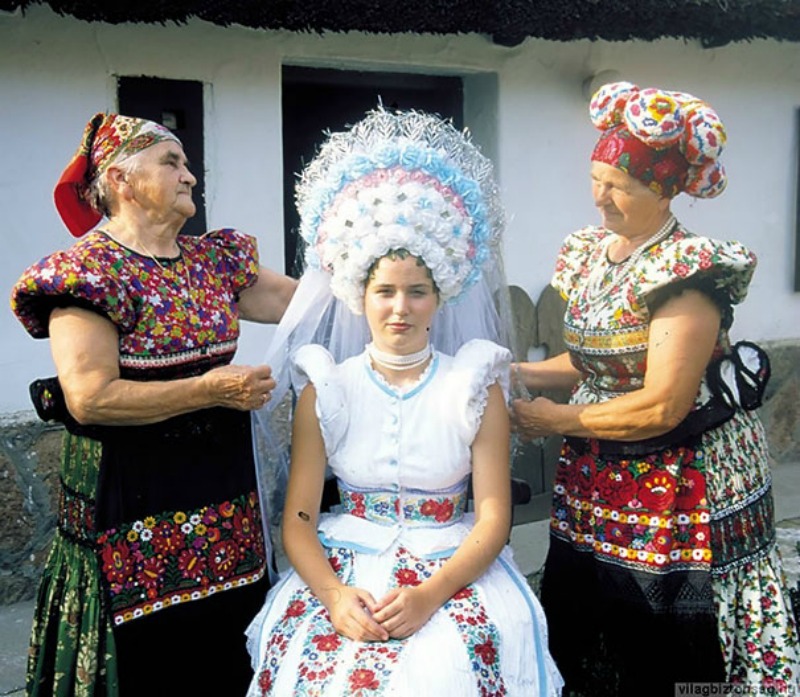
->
xmin=12 ymin=228 xmax=259 ymax=376
xmin=10 ymin=228 xmax=268 ymax=626
xmin=551 ymin=223 xmax=756 ymax=400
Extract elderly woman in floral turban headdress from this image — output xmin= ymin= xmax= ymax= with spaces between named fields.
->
xmin=511 ymin=82 xmax=800 ymax=694
xmin=10 ymin=112 xmax=297 ymax=696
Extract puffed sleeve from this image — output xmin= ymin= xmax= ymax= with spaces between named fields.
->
xmin=446 ymin=339 xmax=512 ymax=443
xmin=551 ymin=226 xmax=611 ymax=301
xmin=636 ymin=231 xmax=756 ymax=306
xmin=291 ymin=344 xmax=348 ymax=457
xmin=10 ymin=240 xmax=136 ymax=339
xmin=195 ymin=228 xmax=260 ymax=295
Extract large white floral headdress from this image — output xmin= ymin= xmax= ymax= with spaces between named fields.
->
xmin=296 ymin=107 xmax=505 ymax=314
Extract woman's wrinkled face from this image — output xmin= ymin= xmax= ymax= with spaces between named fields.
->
xmin=591 ymin=161 xmax=669 ymax=238
xmin=364 ymin=254 xmax=438 ymax=356
xmin=122 ymin=141 xmax=197 ymax=222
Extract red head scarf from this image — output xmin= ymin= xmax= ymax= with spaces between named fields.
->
xmin=54 ymin=113 xmax=180 ymax=237
xmin=591 ymin=124 xmax=689 ymax=198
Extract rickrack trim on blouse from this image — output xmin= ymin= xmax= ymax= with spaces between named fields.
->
xmin=120 ymin=340 xmax=238 ymax=370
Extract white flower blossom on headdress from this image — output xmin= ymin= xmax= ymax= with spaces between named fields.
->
xmin=295 ymin=109 xmax=504 ymax=314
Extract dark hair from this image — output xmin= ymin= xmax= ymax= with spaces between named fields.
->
xmin=365 ymin=248 xmax=439 ymax=296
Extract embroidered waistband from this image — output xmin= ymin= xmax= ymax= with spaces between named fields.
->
xmin=338 ymin=478 xmax=469 ymax=527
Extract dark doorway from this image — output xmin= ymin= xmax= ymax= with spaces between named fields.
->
xmin=281 ymin=66 xmax=463 ymax=276
xmin=117 ymin=76 xmax=207 ymax=236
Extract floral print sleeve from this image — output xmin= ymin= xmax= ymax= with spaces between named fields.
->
xmin=636 ymin=231 xmax=756 ymax=306
xmin=10 ymin=237 xmax=136 ymax=339
xmin=194 ymin=228 xmax=260 ymax=295
xmin=551 ymin=226 xmax=611 ymax=302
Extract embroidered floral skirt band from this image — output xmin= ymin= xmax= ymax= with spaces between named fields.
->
xmin=337 ymin=477 xmax=469 ymax=527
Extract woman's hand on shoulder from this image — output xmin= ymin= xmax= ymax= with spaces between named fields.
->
xmin=323 ymin=584 xmax=389 ymax=642
xmin=200 ymin=363 xmax=276 ymax=410
xmin=372 ymin=586 xmax=438 ymax=640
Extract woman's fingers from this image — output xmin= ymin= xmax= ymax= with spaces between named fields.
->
xmin=373 ymin=587 xmax=433 ymax=639
xmin=204 ymin=364 xmax=276 ymax=410
xmin=330 ymin=588 xmax=389 ymax=642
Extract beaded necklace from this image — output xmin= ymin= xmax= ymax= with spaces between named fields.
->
xmin=584 ymin=214 xmax=677 ymax=305
xmin=366 ymin=342 xmax=432 ymax=371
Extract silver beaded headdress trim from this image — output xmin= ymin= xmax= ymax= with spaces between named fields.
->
xmin=295 ymin=107 xmax=505 ymax=314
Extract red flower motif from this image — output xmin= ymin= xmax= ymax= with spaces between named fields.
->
xmin=597 ymin=468 xmax=638 ymax=507
xmin=233 ymin=508 xmax=256 ymax=548
xmin=603 ymin=521 xmax=632 ymax=547
xmin=672 ymin=262 xmax=690 ymax=278
xmin=474 ymin=637 xmax=498 ymax=666
xmin=349 ymin=669 xmax=380 ymax=690
xmin=102 ymin=539 xmax=134 ymax=584
xmin=328 ymin=555 xmax=342 ymax=573
xmin=348 ymin=493 xmax=367 ymax=518
xmin=698 ymin=249 xmax=713 ymax=270
xmin=285 ymin=599 xmax=307 ymax=618
xmin=452 ymin=587 xmax=473 ymax=601
xmin=312 ymin=632 xmax=342 ymax=652
xmin=395 ymin=568 xmax=421 ymax=587
xmin=637 ymin=471 xmax=677 ymax=510
xmin=569 ymin=454 xmax=597 ymax=498
xmin=651 ymin=529 xmax=673 ymax=553
xmin=219 ymin=501 xmax=235 ymax=518
xmin=652 ymin=159 xmax=678 ymax=182
xmin=420 ymin=500 xmax=438 ymax=517
xmin=674 ymin=468 xmax=706 ymax=510
xmin=136 ymin=556 xmax=167 ymax=590
xmin=209 ymin=539 xmax=240 ymax=578
xmin=150 ymin=520 xmax=186 ymax=556
xmin=258 ymin=668 xmax=273 ymax=692
xmin=178 ymin=548 xmax=207 ymax=581
xmin=435 ymin=499 xmax=454 ymax=522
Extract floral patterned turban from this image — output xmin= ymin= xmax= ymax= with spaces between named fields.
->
xmin=589 ymin=82 xmax=727 ymax=199
xmin=54 ymin=113 xmax=181 ymax=237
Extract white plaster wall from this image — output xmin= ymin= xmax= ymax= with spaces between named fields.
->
xmin=1 ymin=5 xmax=799 ymax=414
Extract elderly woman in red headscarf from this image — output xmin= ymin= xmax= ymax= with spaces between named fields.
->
xmin=511 ymin=83 xmax=800 ymax=695
xmin=10 ymin=113 xmax=297 ymax=696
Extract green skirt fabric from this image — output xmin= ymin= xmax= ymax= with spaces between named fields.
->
xmin=27 ymin=432 xmax=118 ymax=697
